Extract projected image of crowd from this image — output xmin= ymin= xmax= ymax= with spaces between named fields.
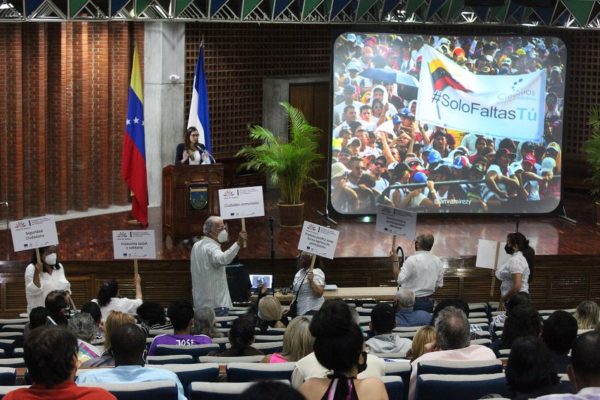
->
xmin=330 ymin=33 xmax=565 ymax=215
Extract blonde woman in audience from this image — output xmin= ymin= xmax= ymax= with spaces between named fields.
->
xmin=257 ymin=296 xmax=288 ymax=333
xmin=263 ymin=316 xmax=314 ymax=363
xmin=575 ymin=300 xmax=599 ymax=331
xmin=194 ymin=306 xmax=224 ymax=338
xmin=407 ymin=325 xmax=435 ymax=361
xmin=81 ymin=311 xmax=136 ymax=368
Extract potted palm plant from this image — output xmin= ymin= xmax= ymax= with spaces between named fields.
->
xmin=236 ymin=102 xmax=323 ymax=227
xmin=585 ymin=106 xmax=600 ymax=225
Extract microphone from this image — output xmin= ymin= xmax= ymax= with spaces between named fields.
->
xmin=195 ymin=143 xmax=206 ymax=152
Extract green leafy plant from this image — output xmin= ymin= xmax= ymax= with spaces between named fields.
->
xmin=586 ymin=106 xmax=600 ymax=200
xmin=236 ymin=102 xmax=323 ymax=205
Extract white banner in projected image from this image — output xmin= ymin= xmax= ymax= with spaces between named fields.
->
xmin=416 ymin=45 xmax=546 ymax=142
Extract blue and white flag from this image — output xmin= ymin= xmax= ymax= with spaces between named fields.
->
xmin=187 ymin=45 xmax=212 ymax=153
xmin=416 ymin=45 xmax=546 ymax=142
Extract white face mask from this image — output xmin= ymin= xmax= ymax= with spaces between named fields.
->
xmin=217 ymin=230 xmax=228 ymax=243
xmin=45 ymin=253 xmax=57 ymax=266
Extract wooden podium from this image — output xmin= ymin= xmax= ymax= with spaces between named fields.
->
xmin=162 ymin=164 xmax=224 ymax=244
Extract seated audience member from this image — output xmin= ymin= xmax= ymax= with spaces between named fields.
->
xmin=490 ymin=305 xmax=542 ymax=357
xmin=209 ymin=316 xmax=263 ymax=357
xmin=298 ymin=299 xmax=388 ymax=400
xmin=255 ymin=296 xmax=288 ymax=333
xmin=292 ymin=300 xmax=386 ymax=388
xmin=4 ymin=326 xmax=115 ymax=400
xmin=574 ymin=300 xmax=599 ymax=331
xmin=489 ymin=292 xmax=531 ymax=337
xmin=81 ymin=311 xmax=136 ymax=368
xmin=407 ymin=325 xmax=436 ymax=361
xmin=137 ymin=301 xmax=172 ymax=332
xmin=94 ymin=276 xmax=143 ymax=322
xmin=68 ymin=312 xmax=102 ymax=364
xmin=80 ymin=301 xmax=103 ymax=342
xmin=45 ymin=290 xmax=70 ymax=326
xmin=506 ymin=336 xmax=574 ymax=399
xmin=241 ymin=381 xmax=304 ymax=400
xmin=23 ymin=306 xmax=48 ymax=341
xmin=148 ymin=299 xmax=211 ymax=355
xmin=263 ymin=316 xmax=314 ymax=363
xmin=409 ymin=306 xmax=496 ymax=400
xmin=431 ymin=298 xmax=470 ymax=324
xmin=77 ymin=323 xmax=186 ymax=400
xmin=536 ymin=331 xmax=600 ymax=399
xmin=367 ymin=303 xmax=412 ymax=355
xmin=194 ymin=306 xmax=224 ymax=338
xmin=542 ymin=311 xmax=578 ymax=373
xmin=394 ymin=288 xmax=432 ymax=327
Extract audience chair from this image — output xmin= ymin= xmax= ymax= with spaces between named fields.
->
xmin=250 ymin=341 xmax=282 ymax=354
xmin=226 ymin=362 xmax=296 ymax=382
xmin=197 ymin=355 xmax=265 ymax=364
xmin=148 ymin=329 xmax=173 ymax=337
xmin=357 ymin=316 xmax=370 ymax=325
xmin=380 ymin=376 xmax=404 ymax=400
xmin=467 ymin=303 xmax=488 ymax=312
xmin=254 ymin=335 xmax=284 ymax=342
xmin=0 ymin=351 xmax=3 ymax=359
xmin=0 ymin=340 xmax=15 ymax=357
xmin=255 ymin=328 xmax=285 ymax=336
xmin=217 ymin=327 xmax=231 ymax=334
xmin=468 ymin=312 xmax=488 ymax=319
xmin=0 ymin=359 xmax=25 ymax=368
xmin=417 ymin=360 xmax=503 ymax=377
xmin=0 ymin=369 xmax=16 ymax=386
xmin=372 ymin=352 xmax=408 ymax=359
xmin=471 ymin=338 xmax=492 ymax=346
xmin=416 ymin=373 xmax=509 ymax=400
xmin=146 ymin=354 xmax=195 ymax=365
xmin=12 ymin=349 xmax=22 ymax=358
xmin=215 ymin=316 xmax=238 ymax=325
xmin=0 ymin=385 xmax=29 ymax=399
xmin=393 ymin=326 xmax=424 ymax=332
xmin=497 ymin=349 xmax=510 ymax=357
xmin=0 ymin=325 xmax=26 ymax=334
xmin=80 ymin=380 xmax=178 ymax=400
xmin=211 ymin=337 xmax=229 ymax=351
xmin=189 ymin=381 xmax=257 ymax=400
xmin=151 ymin=363 xmax=219 ymax=397
xmin=0 ymin=319 xmax=28 ymax=329
xmin=384 ymin=360 xmax=412 ymax=398
xmin=156 ymin=344 xmax=220 ymax=360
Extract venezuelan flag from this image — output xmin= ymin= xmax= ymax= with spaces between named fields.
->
xmin=429 ymin=58 xmax=471 ymax=93
xmin=121 ymin=47 xmax=148 ymax=226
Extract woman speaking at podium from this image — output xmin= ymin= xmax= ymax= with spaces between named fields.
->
xmin=175 ymin=127 xmax=213 ymax=165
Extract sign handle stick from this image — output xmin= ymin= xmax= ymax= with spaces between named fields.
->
xmin=241 ymin=218 xmax=247 ymax=248
xmin=490 ymin=243 xmax=499 ymax=297
xmin=392 ymin=235 xmax=397 ymax=252
xmin=35 ymin=248 xmax=41 ymax=265
xmin=310 ymin=254 xmax=317 ymax=270
xmin=134 ymin=259 xmax=139 ymax=276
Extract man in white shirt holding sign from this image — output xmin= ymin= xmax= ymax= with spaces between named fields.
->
xmin=392 ymin=233 xmax=444 ymax=313
xmin=191 ymin=216 xmax=247 ymax=317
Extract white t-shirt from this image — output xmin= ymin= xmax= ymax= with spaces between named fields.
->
xmin=24 ymin=263 xmax=71 ymax=314
xmin=292 ymin=268 xmax=325 ymax=316
xmin=495 ymin=250 xmax=530 ymax=298
xmin=94 ymin=297 xmax=143 ymax=322
xmin=397 ymin=251 xmax=444 ymax=297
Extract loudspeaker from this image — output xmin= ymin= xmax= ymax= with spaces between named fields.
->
xmin=226 ymin=264 xmax=251 ymax=303
xmin=464 ymin=0 xmax=505 ymax=6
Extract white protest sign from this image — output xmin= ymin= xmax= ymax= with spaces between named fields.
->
xmin=219 ymin=186 xmax=265 ymax=219
xmin=112 ymin=230 xmax=156 ymax=259
xmin=10 ymin=216 xmax=59 ymax=252
xmin=297 ymin=221 xmax=340 ymax=260
xmin=375 ymin=205 xmax=417 ymax=239
xmin=475 ymin=239 xmax=511 ymax=270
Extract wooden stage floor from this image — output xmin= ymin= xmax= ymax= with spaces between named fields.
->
xmin=1 ymin=189 xmax=599 ymax=262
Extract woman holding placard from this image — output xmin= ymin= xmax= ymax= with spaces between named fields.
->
xmin=24 ymin=245 xmax=72 ymax=314
xmin=495 ymin=232 xmax=532 ymax=311
xmin=290 ymin=252 xmax=325 ymax=316
xmin=94 ymin=276 xmax=143 ymax=322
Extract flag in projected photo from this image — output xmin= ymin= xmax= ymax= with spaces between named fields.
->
xmin=416 ymin=45 xmax=546 ymax=142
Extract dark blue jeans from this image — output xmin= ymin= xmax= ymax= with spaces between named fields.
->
xmin=414 ymin=297 xmax=434 ymax=313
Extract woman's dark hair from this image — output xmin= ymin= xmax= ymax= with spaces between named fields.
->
xmin=431 ymin=298 xmax=470 ymax=325
xmin=502 ymin=305 xmax=542 ymax=348
xmin=80 ymin=301 xmax=102 ymax=324
xmin=310 ymin=299 xmax=364 ymax=375
xmin=240 ymin=381 xmax=305 ymax=400
xmin=137 ymin=301 xmax=166 ymax=326
xmin=24 ymin=326 xmax=78 ymax=388
xmin=97 ymin=279 xmax=119 ymax=307
xmin=228 ymin=316 xmax=256 ymax=355
xmin=506 ymin=292 xmax=531 ymax=312
xmin=506 ymin=336 xmax=559 ymax=395
xmin=29 ymin=306 xmax=48 ymax=330
xmin=508 ymin=232 xmax=535 ymax=280
xmin=30 ymin=246 xmax=61 ymax=271
xmin=184 ymin=126 xmax=198 ymax=151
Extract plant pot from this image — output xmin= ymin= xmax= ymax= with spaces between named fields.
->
xmin=278 ymin=203 xmax=304 ymax=228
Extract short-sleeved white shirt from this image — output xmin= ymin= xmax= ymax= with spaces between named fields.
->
xmin=397 ymin=251 xmax=444 ymax=297
xmin=495 ymin=250 xmax=530 ymax=297
xmin=94 ymin=297 xmax=143 ymax=322
xmin=292 ymin=268 xmax=325 ymax=316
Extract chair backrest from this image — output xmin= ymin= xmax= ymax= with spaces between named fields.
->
xmin=189 ymin=381 xmax=256 ymax=400
xmin=149 ymin=329 xmax=173 ymax=337
xmin=251 ymin=342 xmax=283 ymax=354
xmin=380 ymin=375 xmax=404 ymax=400
xmin=498 ymin=349 xmax=510 ymax=357
xmin=226 ymin=362 xmax=296 ymax=382
xmin=146 ymin=355 xmax=195 ymax=365
xmin=416 ymin=373 xmax=508 ymax=400
xmin=0 ymin=340 xmax=14 ymax=357
xmin=0 ymin=368 xmax=16 ymax=386
xmin=156 ymin=344 xmax=220 ymax=359
xmin=0 ymin=385 xmax=29 ymax=399
xmin=417 ymin=359 xmax=502 ymax=376
xmin=150 ymin=364 xmax=220 ymax=396
xmin=255 ymin=328 xmax=286 ymax=336
xmin=0 ymin=325 xmax=26 ymax=333
xmin=0 ymin=319 xmax=29 ymax=328
xmin=384 ymin=360 xmax=412 ymax=399
xmin=254 ymin=335 xmax=284 ymax=342
xmin=372 ymin=352 xmax=407 ymax=359
xmin=197 ymin=355 xmax=265 ymax=364
xmin=393 ymin=326 xmax=424 ymax=332
xmin=471 ymin=338 xmax=492 ymax=346
xmin=80 ymin=380 xmax=178 ymax=400
xmin=0 ymin=359 xmax=25 ymax=368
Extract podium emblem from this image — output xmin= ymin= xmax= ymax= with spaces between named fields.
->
xmin=190 ymin=185 xmax=208 ymax=210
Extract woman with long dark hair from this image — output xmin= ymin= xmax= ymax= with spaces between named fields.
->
xmin=24 ymin=245 xmax=73 ymax=313
xmin=95 ymin=276 xmax=143 ymax=322
xmin=175 ymin=126 xmax=211 ymax=165
xmin=495 ymin=232 xmax=532 ymax=311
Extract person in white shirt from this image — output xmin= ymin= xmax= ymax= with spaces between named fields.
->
xmin=392 ymin=233 xmax=444 ymax=312
xmin=24 ymin=245 xmax=72 ymax=314
xmin=291 ymin=252 xmax=325 ymax=316
xmin=191 ymin=216 xmax=247 ymax=317
xmin=94 ymin=276 xmax=143 ymax=322
xmin=495 ymin=232 xmax=531 ymax=311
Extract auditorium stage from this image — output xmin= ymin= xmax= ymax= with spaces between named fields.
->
xmin=1 ymin=188 xmax=599 ymax=262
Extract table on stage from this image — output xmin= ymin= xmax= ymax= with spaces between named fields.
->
xmin=269 ymin=286 xmax=399 ymax=303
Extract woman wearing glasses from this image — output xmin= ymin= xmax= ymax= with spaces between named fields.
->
xmin=175 ymin=126 xmax=209 ymax=165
